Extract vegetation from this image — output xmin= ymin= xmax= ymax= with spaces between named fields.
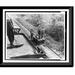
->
xmin=18 ymin=14 xmax=65 ymax=57
xmin=45 ymin=25 xmax=64 ymax=42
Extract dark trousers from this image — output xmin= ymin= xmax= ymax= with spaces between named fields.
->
xmin=7 ymin=30 xmax=14 ymax=45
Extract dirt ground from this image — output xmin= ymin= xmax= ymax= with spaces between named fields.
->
xmin=6 ymin=35 xmax=34 ymax=59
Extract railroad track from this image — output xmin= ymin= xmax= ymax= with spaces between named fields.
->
xmin=39 ymin=45 xmax=61 ymax=60
xmin=44 ymin=45 xmax=62 ymax=59
xmin=13 ymin=19 xmax=62 ymax=60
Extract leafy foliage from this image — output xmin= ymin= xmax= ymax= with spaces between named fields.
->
xmin=45 ymin=25 xmax=64 ymax=42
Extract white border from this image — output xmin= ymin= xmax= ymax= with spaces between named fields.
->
xmin=3 ymin=9 xmax=69 ymax=63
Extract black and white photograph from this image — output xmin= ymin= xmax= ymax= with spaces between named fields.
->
xmin=1 ymin=7 xmax=73 ymax=67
